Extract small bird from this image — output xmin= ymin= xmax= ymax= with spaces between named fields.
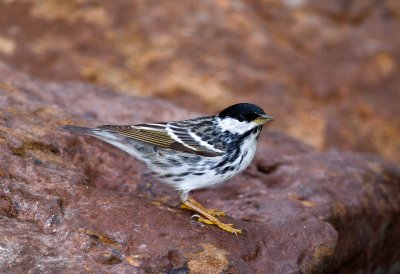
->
xmin=63 ymin=103 xmax=273 ymax=234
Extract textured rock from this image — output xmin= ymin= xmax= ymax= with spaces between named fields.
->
xmin=0 ymin=62 xmax=399 ymax=273
xmin=0 ymin=0 xmax=399 ymax=162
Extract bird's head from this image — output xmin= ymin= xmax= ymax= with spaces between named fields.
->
xmin=216 ymin=103 xmax=273 ymax=135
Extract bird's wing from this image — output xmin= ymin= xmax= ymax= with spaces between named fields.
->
xmin=98 ymin=122 xmax=224 ymax=157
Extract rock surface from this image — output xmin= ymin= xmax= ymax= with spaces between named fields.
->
xmin=0 ymin=0 xmax=399 ymax=162
xmin=0 ymin=62 xmax=399 ymax=273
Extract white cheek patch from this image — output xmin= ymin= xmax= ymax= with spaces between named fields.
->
xmin=217 ymin=117 xmax=257 ymax=134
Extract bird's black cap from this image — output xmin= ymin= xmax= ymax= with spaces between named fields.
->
xmin=218 ymin=103 xmax=271 ymax=123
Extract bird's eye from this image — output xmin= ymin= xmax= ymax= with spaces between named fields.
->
xmin=238 ymin=115 xmax=245 ymax=122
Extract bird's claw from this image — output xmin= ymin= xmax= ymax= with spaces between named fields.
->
xmin=191 ymin=214 xmax=202 ymax=219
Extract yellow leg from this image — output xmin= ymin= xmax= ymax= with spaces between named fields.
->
xmin=181 ymin=197 xmax=242 ymax=234
xmin=181 ymin=198 xmax=226 ymax=217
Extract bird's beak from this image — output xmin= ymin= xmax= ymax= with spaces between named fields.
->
xmin=253 ymin=114 xmax=273 ymax=124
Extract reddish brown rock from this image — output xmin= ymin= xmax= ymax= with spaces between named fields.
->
xmin=0 ymin=63 xmax=399 ymax=273
xmin=0 ymin=0 xmax=399 ymax=162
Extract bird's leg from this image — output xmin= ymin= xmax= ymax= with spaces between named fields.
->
xmin=182 ymin=198 xmax=242 ymax=234
xmin=178 ymin=191 xmax=241 ymax=234
xmin=179 ymin=191 xmax=224 ymax=216
xmin=181 ymin=197 xmax=226 ymax=217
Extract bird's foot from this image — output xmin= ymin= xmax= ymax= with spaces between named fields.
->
xmin=180 ymin=200 xmax=225 ymax=217
xmin=181 ymin=197 xmax=241 ymax=234
xmin=195 ymin=216 xmax=241 ymax=234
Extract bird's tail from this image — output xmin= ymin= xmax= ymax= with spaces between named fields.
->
xmin=63 ymin=125 xmax=97 ymax=135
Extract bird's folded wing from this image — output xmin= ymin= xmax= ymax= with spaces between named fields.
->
xmin=98 ymin=124 xmax=224 ymax=157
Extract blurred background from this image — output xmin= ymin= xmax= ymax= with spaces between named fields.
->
xmin=0 ymin=0 xmax=398 ymax=162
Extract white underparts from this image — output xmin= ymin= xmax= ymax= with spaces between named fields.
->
xmin=173 ymin=131 xmax=259 ymax=192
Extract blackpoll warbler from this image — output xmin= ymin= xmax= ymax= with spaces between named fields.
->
xmin=64 ymin=103 xmax=273 ymax=234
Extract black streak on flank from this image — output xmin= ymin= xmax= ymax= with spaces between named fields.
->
xmin=176 ymin=172 xmax=191 ymax=177
xmin=168 ymin=158 xmax=182 ymax=166
xmin=193 ymin=172 xmax=205 ymax=176
xmin=237 ymin=151 xmax=248 ymax=167
xmin=158 ymin=173 xmax=174 ymax=178
xmin=179 ymin=155 xmax=201 ymax=164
